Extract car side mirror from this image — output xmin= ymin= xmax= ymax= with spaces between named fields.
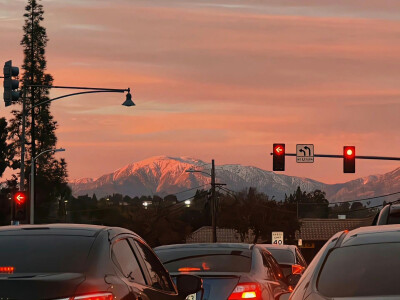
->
xmin=176 ymin=274 xmax=203 ymax=299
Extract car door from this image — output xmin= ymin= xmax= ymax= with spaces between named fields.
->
xmin=111 ymin=237 xmax=150 ymax=300
xmin=130 ymin=238 xmax=180 ymax=300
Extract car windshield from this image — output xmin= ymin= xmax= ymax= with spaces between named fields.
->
xmin=265 ymin=248 xmax=295 ymax=264
xmin=0 ymin=235 xmax=95 ymax=274
xmin=317 ymin=243 xmax=400 ymax=297
xmin=156 ymin=249 xmax=252 ymax=273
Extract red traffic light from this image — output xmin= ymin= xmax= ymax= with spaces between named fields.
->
xmin=14 ymin=191 xmax=27 ymax=205
xmin=343 ymin=146 xmax=355 ymax=173
xmin=274 ymin=144 xmax=285 ymax=156
xmin=273 ymin=144 xmax=285 ymax=171
xmin=344 ymin=147 xmax=355 ymax=157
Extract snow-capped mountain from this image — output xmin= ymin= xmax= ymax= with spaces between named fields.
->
xmin=69 ymin=156 xmax=400 ymax=203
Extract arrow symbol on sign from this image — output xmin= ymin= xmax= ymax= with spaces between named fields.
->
xmin=304 ymin=146 xmax=311 ymax=156
xmin=299 ymin=149 xmax=306 ymax=156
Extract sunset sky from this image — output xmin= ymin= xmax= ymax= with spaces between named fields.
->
xmin=1 ymin=0 xmax=400 ymax=184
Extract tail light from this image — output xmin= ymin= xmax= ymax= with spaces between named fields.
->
xmin=228 ymin=282 xmax=262 ymax=300
xmin=178 ymin=267 xmax=201 ymax=272
xmin=55 ymin=293 xmax=113 ymax=300
xmin=0 ymin=266 xmax=14 ymax=274
xmin=292 ymin=264 xmax=305 ymax=275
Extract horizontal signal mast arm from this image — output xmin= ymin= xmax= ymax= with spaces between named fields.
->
xmin=270 ymin=153 xmax=400 ymax=161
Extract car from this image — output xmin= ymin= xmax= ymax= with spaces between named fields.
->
xmin=280 ymin=224 xmax=400 ymax=300
xmin=372 ymin=203 xmax=400 ymax=225
xmin=258 ymin=244 xmax=307 ymax=286
xmin=154 ymin=243 xmax=291 ymax=300
xmin=0 ymin=224 xmax=202 ymax=300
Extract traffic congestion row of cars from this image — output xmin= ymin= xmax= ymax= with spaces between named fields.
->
xmin=0 ymin=219 xmax=398 ymax=299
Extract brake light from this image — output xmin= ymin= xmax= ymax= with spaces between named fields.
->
xmin=292 ymin=264 xmax=305 ymax=275
xmin=0 ymin=266 xmax=14 ymax=274
xmin=55 ymin=293 xmax=114 ymax=300
xmin=228 ymin=282 xmax=262 ymax=300
xmin=74 ymin=294 xmax=113 ymax=300
xmin=178 ymin=267 xmax=201 ymax=272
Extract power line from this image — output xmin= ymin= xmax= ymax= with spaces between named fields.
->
xmin=296 ymin=191 xmax=400 ymax=206
xmin=174 ymin=183 xmax=210 ymax=195
xmin=329 ymin=191 xmax=400 ymax=204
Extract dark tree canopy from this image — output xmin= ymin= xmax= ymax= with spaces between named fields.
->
xmin=6 ymin=0 xmax=69 ymax=223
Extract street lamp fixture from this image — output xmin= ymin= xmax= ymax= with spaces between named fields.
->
xmin=30 ymin=148 xmax=65 ymax=224
xmin=122 ymin=90 xmax=135 ymax=107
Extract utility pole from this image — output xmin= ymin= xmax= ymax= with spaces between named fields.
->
xmin=185 ymin=160 xmax=225 ymax=243
xmin=211 ymin=159 xmax=216 ymax=243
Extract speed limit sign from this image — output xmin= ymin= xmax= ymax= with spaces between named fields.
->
xmin=272 ymin=232 xmax=284 ymax=245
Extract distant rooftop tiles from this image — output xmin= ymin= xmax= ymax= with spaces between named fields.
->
xmin=296 ymin=217 xmax=375 ymax=241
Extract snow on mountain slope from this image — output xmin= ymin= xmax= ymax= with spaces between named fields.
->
xmin=69 ymin=156 xmax=400 ymax=203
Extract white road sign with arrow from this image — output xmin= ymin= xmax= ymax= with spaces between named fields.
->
xmin=296 ymin=144 xmax=314 ymax=163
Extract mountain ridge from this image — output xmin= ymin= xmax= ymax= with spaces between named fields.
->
xmin=69 ymin=156 xmax=400 ymax=204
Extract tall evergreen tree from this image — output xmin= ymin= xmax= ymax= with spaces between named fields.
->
xmin=7 ymin=0 xmax=69 ymax=223
xmin=0 ymin=118 xmax=13 ymax=178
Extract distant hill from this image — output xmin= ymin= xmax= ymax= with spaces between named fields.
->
xmin=69 ymin=156 xmax=400 ymax=204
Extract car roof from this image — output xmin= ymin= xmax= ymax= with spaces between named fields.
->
xmin=0 ymin=223 xmax=140 ymax=239
xmin=257 ymin=244 xmax=297 ymax=251
xmin=155 ymin=243 xmax=254 ymax=251
xmin=340 ymin=224 xmax=400 ymax=247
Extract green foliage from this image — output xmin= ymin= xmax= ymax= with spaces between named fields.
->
xmin=219 ymin=187 xmax=300 ymax=244
xmin=285 ymin=187 xmax=329 ymax=218
xmin=0 ymin=118 xmax=14 ymax=177
xmin=6 ymin=0 xmax=70 ymax=223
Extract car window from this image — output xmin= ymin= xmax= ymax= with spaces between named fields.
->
xmin=266 ymin=248 xmax=295 ymax=264
xmin=134 ymin=240 xmax=175 ymax=293
xmin=260 ymin=251 xmax=275 ymax=280
xmin=317 ymin=243 xmax=400 ymax=297
xmin=111 ymin=239 xmax=146 ymax=285
xmin=266 ymin=253 xmax=285 ymax=281
xmin=0 ymin=235 xmax=95 ymax=273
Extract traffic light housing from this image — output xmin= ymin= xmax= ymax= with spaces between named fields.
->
xmin=3 ymin=60 xmax=20 ymax=107
xmin=343 ymin=146 xmax=355 ymax=173
xmin=13 ymin=191 xmax=27 ymax=221
xmin=273 ymin=143 xmax=285 ymax=171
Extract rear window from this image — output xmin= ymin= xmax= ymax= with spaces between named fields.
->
xmin=0 ymin=235 xmax=95 ymax=273
xmin=317 ymin=243 xmax=400 ymax=297
xmin=156 ymin=249 xmax=252 ymax=273
xmin=265 ymin=249 xmax=295 ymax=264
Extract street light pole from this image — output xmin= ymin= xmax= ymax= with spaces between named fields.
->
xmin=30 ymin=148 xmax=65 ymax=224
xmin=19 ymin=84 xmax=134 ymax=217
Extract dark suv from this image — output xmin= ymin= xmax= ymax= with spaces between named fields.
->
xmin=0 ymin=224 xmax=202 ymax=300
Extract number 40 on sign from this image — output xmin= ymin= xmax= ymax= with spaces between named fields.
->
xmin=272 ymin=232 xmax=284 ymax=245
